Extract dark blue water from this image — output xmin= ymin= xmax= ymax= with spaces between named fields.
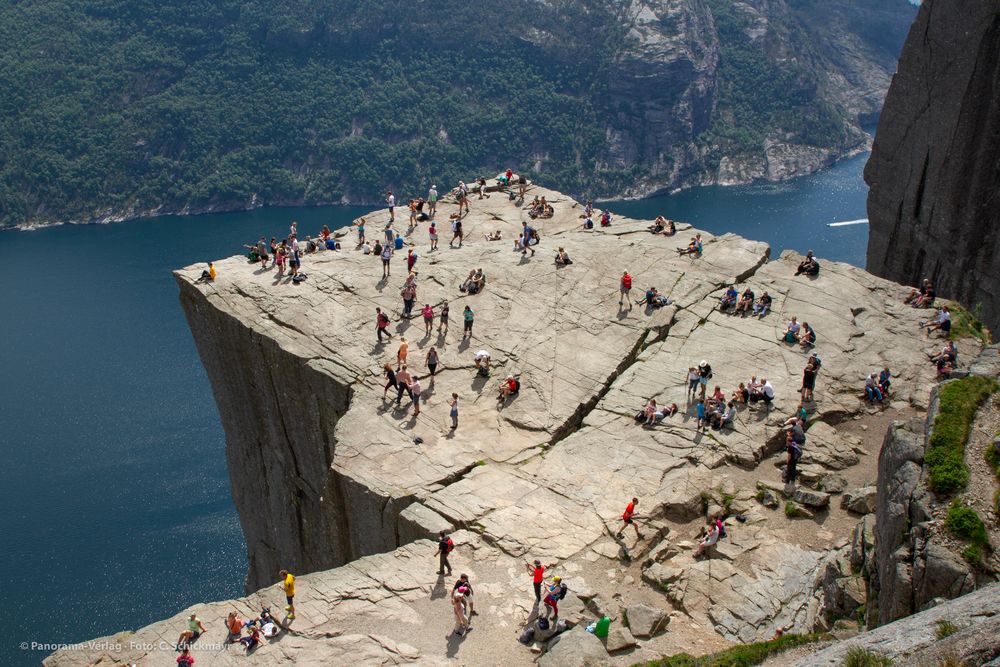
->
xmin=0 ymin=204 xmax=368 ymax=666
xmin=607 ymin=152 xmax=871 ymax=267
xmin=0 ymin=153 xmax=868 ymax=666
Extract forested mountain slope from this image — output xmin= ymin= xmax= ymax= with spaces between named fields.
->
xmin=0 ymin=0 xmax=915 ymax=227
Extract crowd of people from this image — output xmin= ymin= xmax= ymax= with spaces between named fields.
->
xmin=188 ymin=175 xmax=969 ymax=659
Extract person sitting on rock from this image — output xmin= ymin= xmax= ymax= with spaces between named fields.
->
xmin=930 ymin=341 xmax=957 ymax=366
xmin=676 ymin=234 xmax=702 ymax=256
xmin=708 ymin=385 xmax=726 ymax=409
xmin=904 ymin=278 xmax=932 ymax=305
xmin=798 ymin=321 xmax=816 ymax=349
xmin=582 ymin=216 xmax=594 ymax=230
xmin=784 ymin=317 xmax=801 ymax=343
xmin=719 ymin=285 xmax=739 ymax=312
xmin=735 ymin=287 xmax=755 ymax=316
xmin=694 ymin=520 xmax=720 ymax=557
xmin=642 ymin=287 xmax=670 ymax=308
xmin=878 ymin=367 xmax=891 ymax=396
xmin=470 ymin=268 xmax=486 ymax=293
xmin=732 ymin=382 xmax=749 ymax=405
xmin=650 ymin=216 xmax=669 ymax=234
xmin=498 ymin=375 xmax=520 ymax=402
xmin=177 ymin=614 xmax=206 ymax=649
xmin=913 ymin=281 xmax=936 ymax=309
xmin=924 ymin=305 xmax=951 ymax=337
xmin=643 ymin=398 xmax=659 ymax=426
xmin=795 ymin=250 xmax=820 ymax=276
xmin=599 ymin=210 xmax=612 ymax=226
xmin=864 ymin=372 xmax=884 ymax=402
xmin=554 ymin=247 xmax=572 ymax=266
xmin=753 ymin=291 xmax=772 ymax=318
xmin=459 ymin=270 xmax=476 ymax=293
xmin=485 ymin=229 xmax=502 ymax=241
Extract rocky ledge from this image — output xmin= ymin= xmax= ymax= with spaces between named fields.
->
xmin=49 ymin=184 xmax=953 ymax=665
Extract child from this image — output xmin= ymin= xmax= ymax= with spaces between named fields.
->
xmin=449 ymin=393 xmax=459 ymax=430
xmin=696 ymin=398 xmax=706 ymax=429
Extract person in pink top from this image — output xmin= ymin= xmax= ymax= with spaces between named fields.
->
xmin=422 ymin=303 xmax=434 ymax=335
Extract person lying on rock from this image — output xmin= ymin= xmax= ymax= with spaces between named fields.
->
xmin=735 ymin=287 xmax=755 ymax=316
xmin=794 ymin=251 xmax=820 ymax=276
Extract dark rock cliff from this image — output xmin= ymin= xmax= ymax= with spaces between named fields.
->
xmin=865 ymin=0 xmax=1000 ymax=334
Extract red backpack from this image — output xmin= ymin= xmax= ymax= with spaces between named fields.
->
xmin=447 ymin=537 xmax=455 ymax=553
xmin=623 ymin=274 xmax=632 ymax=289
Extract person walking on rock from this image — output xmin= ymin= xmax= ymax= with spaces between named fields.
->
xmin=437 ymin=531 xmax=454 ymax=575
xmin=409 ymin=375 xmax=422 ymax=416
xmin=386 ymin=190 xmax=395 ymax=222
xmin=395 ymin=365 xmax=412 ymax=406
xmin=397 ymin=336 xmax=408 ymax=368
xmin=452 ymin=584 xmax=471 ymax=636
xmin=279 ymin=569 xmax=296 ymax=620
xmin=439 ymin=300 xmax=450 ymax=333
xmin=426 ymin=347 xmax=439 ymax=381
xmin=520 ymin=221 xmax=536 ymax=256
xmin=620 ymin=270 xmax=632 ymax=308
xmin=376 ymin=307 xmax=392 ymax=343
xmin=382 ymin=363 xmax=398 ymax=399
xmin=429 ymin=221 xmax=438 ymax=251
xmin=615 ymin=497 xmax=643 ymax=540
xmin=422 ymin=303 xmax=434 ymax=335
xmin=697 ymin=360 xmax=712 ymax=399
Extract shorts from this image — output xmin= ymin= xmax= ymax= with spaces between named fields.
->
xmin=430 ymin=234 xmax=438 ymax=241
xmin=382 ymin=259 xmax=390 ymax=266
xmin=464 ymin=320 xmax=473 ymax=331
xmin=699 ymin=376 xmax=709 ymax=386
xmin=941 ymin=320 xmax=952 ymax=332
xmin=286 ymin=596 xmax=294 ymax=605
xmin=622 ymin=517 xmax=633 ymax=525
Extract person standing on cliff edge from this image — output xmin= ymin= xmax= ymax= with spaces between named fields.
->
xmin=279 ymin=569 xmax=296 ymax=620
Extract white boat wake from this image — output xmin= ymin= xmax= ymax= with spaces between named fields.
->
xmin=827 ymin=218 xmax=869 ymax=227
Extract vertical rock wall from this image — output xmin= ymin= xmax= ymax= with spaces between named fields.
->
xmin=178 ymin=278 xmax=359 ymax=591
xmin=865 ymin=0 xmax=1000 ymax=333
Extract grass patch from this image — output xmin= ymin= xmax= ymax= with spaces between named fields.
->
xmin=784 ymin=501 xmax=808 ymax=518
xmin=841 ymin=646 xmax=893 ymax=667
xmin=947 ymin=301 xmax=991 ymax=345
xmin=925 ymin=376 xmax=998 ymax=495
xmin=632 ymin=632 xmax=828 ymax=667
xmin=961 ymin=543 xmax=982 ymax=565
xmin=935 ymin=618 xmax=959 ymax=639
xmin=946 ymin=499 xmax=989 ymax=545
xmin=720 ymin=491 xmax=736 ymax=515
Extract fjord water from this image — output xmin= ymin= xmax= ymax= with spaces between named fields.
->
xmin=0 ymin=153 xmax=867 ymax=665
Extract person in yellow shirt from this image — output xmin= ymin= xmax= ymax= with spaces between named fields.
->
xmin=209 ymin=262 xmax=216 ymax=281
xmin=279 ymin=569 xmax=296 ymax=620
xmin=195 ymin=262 xmax=216 ymax=284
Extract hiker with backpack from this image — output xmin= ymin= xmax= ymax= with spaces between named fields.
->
xmin=542 ymin=576 xmax=568 ymax=619
xmin=620 ymin=270 xmax=632 ymax=309
xmin=615 ymin=497 xmax=643 ymax=540
xmin=436 ymin=531 xmax=454 ymax=575
xmin=783 ymin=429 xmax=803 ymax=484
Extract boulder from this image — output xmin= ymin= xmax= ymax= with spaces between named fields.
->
xmin=757 ymin=489 xmax=780 ymax=508
xmin=540 ymin=626 xmax=610 ymax=667
xmin=841 ymin=486 xmax=877 ymax=515
xmin=604 ymin=626 xmax=637 ymax=653
xmin=793 ymin=488 xmax=830 ymax=508
xmin=645 ymin=539 xmax=678 ymax=565
xmin=642 ymin=562 xmax=684 ymax=589
xmin=626 ymin=603 xmax=668 ymax=638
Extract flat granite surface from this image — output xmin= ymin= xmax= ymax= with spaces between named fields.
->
xmin=48 ymin=184 xmax=951 ymax=666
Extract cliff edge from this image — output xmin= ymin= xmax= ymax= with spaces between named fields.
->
xmin=865 ymin=0 xmax=1000 ymax=334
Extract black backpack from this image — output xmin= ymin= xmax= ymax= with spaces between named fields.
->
xmin=557 ymin=583 xmax=568 ymax=600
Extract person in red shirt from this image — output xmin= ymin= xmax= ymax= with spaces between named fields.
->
xmin=620 ymin=271 xmax=632 ymax=309
xmin=616 ymin=497 xmax=643 ymax=539
xmin=525 ymin=559 xmax=551 ymax=603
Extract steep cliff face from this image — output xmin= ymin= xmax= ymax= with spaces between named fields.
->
xmin=866 ymin=0 xmax=1000 ymax=334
